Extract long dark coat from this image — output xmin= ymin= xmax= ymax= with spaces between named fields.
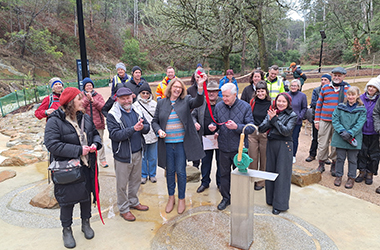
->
xmin=152 ymin=93 xmax=205 ymax=169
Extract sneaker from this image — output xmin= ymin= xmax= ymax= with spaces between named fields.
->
xmin=293 ymin=157 xmax=296 ymax=164
xmin=305 ymin=156 xmax=315 ymax=162
xmin=101 ymin=161 xmax=109 ymax=168
xmin=150 ymin=176 xmax=157 ymax=183
xmin=141 ymin=177 xmax=147 ymax=184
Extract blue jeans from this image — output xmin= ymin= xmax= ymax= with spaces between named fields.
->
xmin=292 ymin=124 xmax=302 ymax=156
xmin=142 ymin=142 xmax=158 ymax=178
xmin=166 ymin=143 xmax=187 ymax=199
xmin=201 ymin=149 xmax=220 ymax=187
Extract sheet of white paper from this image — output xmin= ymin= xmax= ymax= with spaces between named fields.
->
xmin=202 ymin=135 xmax=218 ymax=150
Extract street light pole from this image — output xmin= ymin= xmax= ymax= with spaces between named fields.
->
xmin=318 ymin=30 xmax=326 ymax=73
xmin=76 ymin=0 xmax=88 ymax=87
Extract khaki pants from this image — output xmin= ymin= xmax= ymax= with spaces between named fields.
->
xmin=114 ymin=152 xmax=142 ymax=214
xmin=317 ymin=120 xmax=336 ymax=162
xmin=248 ymin=132 xmax=268 ymax=187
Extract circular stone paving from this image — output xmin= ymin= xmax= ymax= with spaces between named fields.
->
xmin=0 ymin=174 xmax=117 ymax=228
xmin=151 ymin=205 xmax=337 ymax=250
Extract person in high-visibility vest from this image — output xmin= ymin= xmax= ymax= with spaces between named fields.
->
xmin=111 ymin=62 xmax=130 ymax=96
xmin=156 ymin=66 xmax=176 ymax=100
xmin=264 ymin=65 xmax=285 ymax=100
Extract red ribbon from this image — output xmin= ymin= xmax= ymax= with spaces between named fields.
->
xmin=94 ymin=150 xmax=105 ymax=225
xmin=203 ymin=81 xmax=226 ymax=125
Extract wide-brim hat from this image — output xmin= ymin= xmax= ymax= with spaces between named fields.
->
xmin=206 ymin=80 xmax=220 ymax=91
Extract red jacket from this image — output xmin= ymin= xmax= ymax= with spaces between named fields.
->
xmin=34 ymin=93 xmax=61 ymax=120
xmin=82 ymin=91 xmax=106 ymax=130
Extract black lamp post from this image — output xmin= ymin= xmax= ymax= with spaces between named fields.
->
xmin=76 ymin=0 xmax=88 ymax=89
xmin=318 ymin=30 xmax=326 ymax=73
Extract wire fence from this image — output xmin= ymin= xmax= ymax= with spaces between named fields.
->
xmin=0 ymin=70 xmax=223 ymax=117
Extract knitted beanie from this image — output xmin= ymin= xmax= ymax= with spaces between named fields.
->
xmin=321 ymin=74 xmax=332 ymax=82
xmin=60 ymin=87 xmax=81 ymax=106
xmin=138 ymin=84 xmax=152 ymax=94
xmin=49 ymin=77 xmax=63 ymax=88
xmin=116 ymin=62 xmax=126 ymax=72
xmin=132 ymin=66 xmax=142 ymax=74
xmin=365 ymin=75 xmax=380 ymax=93
xmin=82 ymin=77 xmax=94 ymax=88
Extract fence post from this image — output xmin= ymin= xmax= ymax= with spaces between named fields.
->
xmin=23 ymin=88 xmax=27 ymax=106
xmin=15 ymin=90 xmax=20 ymax=108
xmin=0 ymin=100 xmax=4 ymax=117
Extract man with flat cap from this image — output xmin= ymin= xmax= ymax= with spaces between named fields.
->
xmin=192 ymin=80 xmax=222 ymax=193
xmin=107 ymin=87 xmax=150 ymax=222
xmin=314 ymin=67 xmax=350 ymax=176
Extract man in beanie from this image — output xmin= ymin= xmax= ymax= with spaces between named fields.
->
xmin=218 ymin=69 xmax=238 ymax=97
xmin=125 ymin=66 xmax=152 ymax=102
xmin=156 ymin=66 xmax=176 ymax=100
xmin=111 ymin=62 xmax=130 ymax=96
xmin=305 ymin=74 xmax=332 ymax=162
xmin=35 ymin=77 xmax=64 ymax=120
xmin=82 ymin=77 xmax=108 ymax=168
xmin=107 ymin=87 xmax=150 ymax=221
xmin=290 ymin=62 xmax=307 ymax=91
xmin=314 ymin=67 xmax=350 ymax=175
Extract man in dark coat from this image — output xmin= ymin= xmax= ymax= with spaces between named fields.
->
xmin=107 ymin=87 xmax=150 ymax=222
xmin=209 ymin=83 xmax=255 ymax=210
xmin=192 ymin=80 xmax=222 ymax=193
xmin=125 ymin=66 xmax=152 ymax=102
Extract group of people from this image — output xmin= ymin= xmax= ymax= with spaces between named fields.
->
xmin=35 ymin=61 xmax=380 ymax=249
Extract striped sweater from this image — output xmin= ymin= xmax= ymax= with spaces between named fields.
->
xmin=315 ymin=82 xmax=350 ymax=122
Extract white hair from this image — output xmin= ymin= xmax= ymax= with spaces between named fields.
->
xmin=221 ymin=83 xmax=237 ymax=95
xmin=291 ymin=79 xmax=301 ymax=89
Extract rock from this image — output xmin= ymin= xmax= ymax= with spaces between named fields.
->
xmin=0 ymin=170 xmax=16 ymax=182
xmin=29 ymin=183 xmax=59 ymax=209
xmin=186 ymin=165 xmax=201 ymax=183
xmin=0 ymin=157 xmax=24 ymax=166
xmin=10 ymin=144 xmax=34 ymax=151
xmin=292 ymin=165 xmax=321 ymax=187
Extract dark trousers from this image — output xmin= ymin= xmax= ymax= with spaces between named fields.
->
xmin=219 ymin=150 xmax=237 ymax=201
xmin=309 ymin=121 xmax=318 ymax=157
xmin=357 ymin=134 xmax=380 ymax=175
xmin=336 ymin=148 xmax=359 ymax=178
xmin=265 ymin=140 xmax=293 ymax=211
xmin=292 ymin=124 xmax=302 ymax=156
xmin=60 ymin=200 xmax=91 ymax=227
xmin=200 ymin=149 xmax=220 ymax=187
xmin=192 ymin=160 xmax=200 ymax=168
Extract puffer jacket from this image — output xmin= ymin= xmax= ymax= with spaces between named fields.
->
xmin=213 ymin=98 xmax=255 ymax=152
xmin=331 ymin=102 xmax=366 ymax=150
xmin=360 ymin=93 xmax=379 ymax=135
xmin=82 ymin=90 xmax=106 ymax=130
xmin=107 ymin=102 xmax=150 ymax=163
xmin=133 ymin=95 xmax=158 ymax=144
xmin=44 ymin=108 xmax=102 ymax=206
xmin=259 ymin=108 xmax=297 ymax=141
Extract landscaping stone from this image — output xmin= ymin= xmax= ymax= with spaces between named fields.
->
xmin=0 ymin=170 xmax=16 ymax=182
xmin=292 ymin=165 xmax=321 ymax=187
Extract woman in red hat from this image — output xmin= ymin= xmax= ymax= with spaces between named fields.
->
xmin=44 ymin=87 xmax=102 ymax=249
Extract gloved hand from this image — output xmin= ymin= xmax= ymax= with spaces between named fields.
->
xmin=339 ymin=131 xmax=351 ymax=141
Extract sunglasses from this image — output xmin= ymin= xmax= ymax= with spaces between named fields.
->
xmin=140 ymin=91 xmax=150 ymax=95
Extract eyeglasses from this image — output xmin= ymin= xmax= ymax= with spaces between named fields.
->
xmin=140 ymin=91 xmax=150 ymax=95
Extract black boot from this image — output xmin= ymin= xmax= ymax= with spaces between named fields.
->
xmin=81 ymin=218 xmax=94 ymax=239
xmin=317 ymin=160 xmax=325 ymax=173
xmin=330 ymin=161 xmax=336 ymax=177
xmin=62 ymin=227 xmax=76 ymax=248
xmin=355 ymin=170 xmax=367 ymax=183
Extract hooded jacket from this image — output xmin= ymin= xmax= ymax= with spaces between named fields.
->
xmin=133 ymin=95 xmax=158 ymax=144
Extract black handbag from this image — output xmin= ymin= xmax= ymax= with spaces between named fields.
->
xmin=48 ymin=159 xmax=82 ymax=185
